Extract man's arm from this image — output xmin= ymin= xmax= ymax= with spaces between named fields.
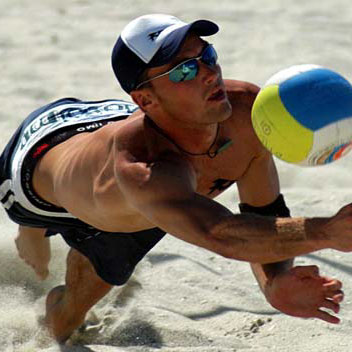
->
xmin=116 ymin=149 xmax=352 ymax=263
xmin=236 ymin=149 xmax=295 ymax=296
xmin=236 ymin=149 xmax=344 ymax=323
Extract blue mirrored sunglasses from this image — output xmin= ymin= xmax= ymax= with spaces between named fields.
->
xmin=135 ymin=44 xmax=218 ymax=89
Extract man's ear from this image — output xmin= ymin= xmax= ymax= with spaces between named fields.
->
xmin=130 ymin=90 xmax=155 ymax=113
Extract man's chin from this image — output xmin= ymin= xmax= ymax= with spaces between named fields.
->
xmin=217 ymin=99 xmax=233 ymax=121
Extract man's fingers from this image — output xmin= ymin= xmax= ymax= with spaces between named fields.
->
xmin=321 ymin=299 xmax=340 ymax=314
xmin=324 ymin=289 xmax=344 ymax=303
xmin=332 ymin=293 xmax=344 ymax=304
xmin=323 ymin=280 xmax=344 ymax=303
xmin=315 ymin=309 xmax=340 ymax=324
xmin=323 ymin=279 xmax=343 ymax=291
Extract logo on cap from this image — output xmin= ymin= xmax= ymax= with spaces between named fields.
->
xmin=148 ymin=30 xmax=162 ymax=41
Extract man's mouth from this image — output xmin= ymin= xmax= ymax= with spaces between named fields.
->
xmin=208 ymin=88 xmax=226 ymax=101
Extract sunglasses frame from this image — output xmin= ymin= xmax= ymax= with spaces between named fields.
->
xmin=135 ymin=44 xmax=217 ymax=90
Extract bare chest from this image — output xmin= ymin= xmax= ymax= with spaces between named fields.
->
xmin=190 ymin=139 xmax=254 ymax=198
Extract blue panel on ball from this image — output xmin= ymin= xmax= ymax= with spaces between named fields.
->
xmin=279 ymin=68 xmax=352 ymax=130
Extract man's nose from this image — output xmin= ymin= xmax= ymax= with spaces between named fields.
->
xmin=201 ymin=62 xmax=220 ymax=85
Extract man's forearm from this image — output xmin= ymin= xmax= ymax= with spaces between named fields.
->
xmin=209 ymin=214 xmax=329 ymax=263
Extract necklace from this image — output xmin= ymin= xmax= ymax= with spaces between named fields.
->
xmin=146 ymin=117 xmax=233 ymax=159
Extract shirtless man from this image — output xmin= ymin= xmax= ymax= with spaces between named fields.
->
xmin=0 ymin=14 xmax=350 ymax=343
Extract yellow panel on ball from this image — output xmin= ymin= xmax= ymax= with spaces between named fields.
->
xmin=252 ymin=85 xmax=314 ymax=163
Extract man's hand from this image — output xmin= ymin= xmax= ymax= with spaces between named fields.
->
xmin=265 ymin=265 xmax=344 ymax=324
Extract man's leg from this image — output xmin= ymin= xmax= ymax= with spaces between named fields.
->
xmin=45 ymin=226 xmax=166 ymax=343
xmin=15 ymin=225 xmax=51 ymax=280
xmin=45 ymin=248 xmax=112 ymax=343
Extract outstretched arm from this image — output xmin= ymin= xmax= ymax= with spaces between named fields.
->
xmin=116 ymin=149 xmax=352 ymax=263
xmin=42 ymin=127 xmax=352 ymax=261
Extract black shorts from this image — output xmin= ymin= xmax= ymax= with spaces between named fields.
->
xmin=47 ymin=226 xmax=166 ymax=286
xmin=0 ymin=97 xmax=166 ymax=286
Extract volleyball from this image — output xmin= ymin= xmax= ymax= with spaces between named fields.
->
xmin=251 ymin=64 xmax=352 ymax=166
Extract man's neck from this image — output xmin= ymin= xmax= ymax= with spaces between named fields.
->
xmin=145 ymin=115 xmax=220 ymax=156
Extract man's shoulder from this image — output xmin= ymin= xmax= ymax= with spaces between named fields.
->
xmin=99 ymin=110 xmax=146 ymax=151
xmin=223 ymin=79 xmax=266 ymax=153
xmin=106 ymin=112 xmax=167 ymax=163
xmin=224 ymin=79 xmax=260 ymax=106
xmin=224 ymin=79 xmax=259 ymax=124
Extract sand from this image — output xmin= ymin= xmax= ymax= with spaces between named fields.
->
xmin=1 ymin=0 xmax=352 ymax=351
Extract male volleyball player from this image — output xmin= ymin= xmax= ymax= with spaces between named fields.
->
xmin=1 ymin=14 xmax=350 ymax=342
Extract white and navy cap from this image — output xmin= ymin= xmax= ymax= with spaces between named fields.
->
xmin=111 ymin=14 xmax=219 ymax=93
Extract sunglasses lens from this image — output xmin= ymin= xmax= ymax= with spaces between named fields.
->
xmin=168 ymin=45 xmax=217 ymax=83
xmin=169 ymin=60 xmax=199 ymax=83
xmin=202 ymin=45 xmax=218 ymax=66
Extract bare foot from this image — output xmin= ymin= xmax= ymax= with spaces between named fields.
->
xmin=15 ymin=225 xmax=51 ymax=280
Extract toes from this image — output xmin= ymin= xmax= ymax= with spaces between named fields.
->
xmin=35 ymin=266 xmax=49 ymax=280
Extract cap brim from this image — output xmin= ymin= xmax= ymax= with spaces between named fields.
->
xmin=149 ymin=19 xmax=219 ymax=66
